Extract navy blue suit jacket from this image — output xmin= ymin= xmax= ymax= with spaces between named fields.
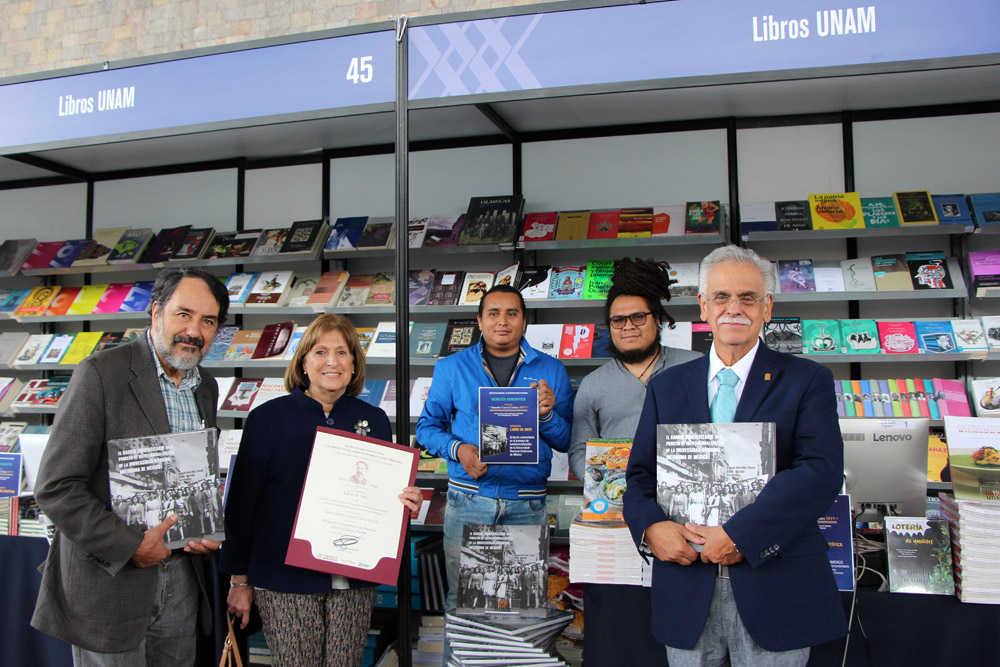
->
xmin=623 ymin=343 xmax=848 ymax=651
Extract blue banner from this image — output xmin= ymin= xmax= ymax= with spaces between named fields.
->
xmin=0 ymin=31 xmax=395 ymax=152
xmin=409 ymin=0 xmax=1000 ymax=99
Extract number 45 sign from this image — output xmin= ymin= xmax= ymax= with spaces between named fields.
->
xmin=347 ymin=56 xmax=374 ymax=84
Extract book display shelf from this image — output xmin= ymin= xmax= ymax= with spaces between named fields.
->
xmin=2 ymin=1 xmax=1000 ymax=665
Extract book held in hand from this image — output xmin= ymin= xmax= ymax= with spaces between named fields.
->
xmin=478 ymin=387 xmax=539 ymax=464
xmin=656 ymin=422 xmax=775 ymax=549
xmin=107 ymin=429 xmax=223 ymax=548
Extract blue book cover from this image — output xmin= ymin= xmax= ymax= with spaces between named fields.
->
xmin=326 ymin=217 xmax=368 ymax=250
xmin=818 ymin=495 xmax=854 ymax=592
xmin=968 ymin=193 xmax=1000 ymax=228
xmin=547 ymin=265 xmax=585 ymax=300
xmin=0 ymin=288 xmax=31 ymax=312
xmin=478 ymin=387 xmax=539 ymax=464
xmin=914 ymin=321 xmax=958 ymax=353
xmin=0 ymin=452 xmax=22 ymax=497
xmin=119 ymin=281 xmax=153 ymax=312
xmin=591 ymin=324 xmax=612 ymax=358
xmin=225 ymin=272 xmax=259 ymax=304
xmin=931 ymin=194 xmax=973 ymax=228
xmin=358 ymin=380 xmax=387 ymax=407
xmin=867 ymin=380 xmax=883 ymax=417
xmin=49 ymin=239 xmax=88 ymax=268
xmin=204 ymin=326 xmax=239 ymax=362
xmin=858 ymin=380 xmax=875 ymax=417
xmin=923 ymin=379 xmax=941 ymax=420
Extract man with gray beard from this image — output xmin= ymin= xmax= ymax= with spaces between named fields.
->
xmin=32 ymin=267 xmax=230 ymax=666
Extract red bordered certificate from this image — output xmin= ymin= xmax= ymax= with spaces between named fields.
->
xmin=285 ymin=426 xmax=418 ymax=586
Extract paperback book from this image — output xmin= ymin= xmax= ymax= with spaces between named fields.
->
xmin=427 ymin=271 xmax=464 ymax=306
xmin=885 ymin=517 xmax=955 ymax=595
xmin=355 ymin=217 xmax=395 ymax=250
xmin=840 ymin=319 xmax=880 ymax=354
xmin=224 ymin=274 xmax=259 ymax=307
xmin=107 ymin=228 xmax=154 ymax=264
xmin=685 ymin=201 xmax=721 ymax=234
xmin=515 ymin=266 xmax=552 ymax=301
xmin=204 ymin=229 xmax=261 ymax=259
xmin=656 ymin=423 xmax=775 ymax=547
xmin=439 ymin=319 xmax=481 ymax=357
xmin=326 ymin=217 xmax=368 ymax=250
xmin=872 ymin=254 xmax=914 ymax=291
xmin=860 ymin=197 xmax=901 ymax=228
xmin=407 ymin=269 xmax=436 ymax=306
xmin=775 ymin=200 xmax=811 ymax=232
xmin=763 ymin=317 xmax=802 ymax=354
xmin=364 ymin=272 xmax=396 ymax=306
xmin=422 ymin=215 xmax=464 ymax=247
xmin=778 ymin=259 xmax=815 ymax=293
xmin=140 ymin=225 xmax=191 ymax=264
xmin=554 ymin=210 xmax=590 ymax=241
xmin=461 ymin=195 xmax=524 ymax=245
xmin=802 ymin=320 xmax=843 ymax=354
xmin=931 ymin=194 xmax=974 ymax=229
xmin=521 ymin=212 xmax=558 ymax=243
xmin=840 ymin=257 xmax=877 ymax=292
xmin=250 ymin=228 xmax=288 ymax=256
xmin=582 ymin=439 xmax=632 ymax=521
xmin=107 ymin=429 xmax=223 ymax=548
xmin=906 ymin=251 xmax=953 ymax=290
xmin=582 ymin=260 xmax=614 ymax=300
xmin=587 ymin=210 xmax=620 ymax=239
xmin=617 ymin=207 xmax=652 ymax=238
xmin=547 ymin=266 xmax=585 ymax=300
xmin=170 ymin=227 xmax=215 ymax=260
xmin=336 ymin=274 xmax=375 ymax=308
xmin=893 ymin=191 xmax=939 ymax=225
xmin=458 ymin=272 xmax=494 ymax=306
xmin=280 ymin=219 xmax=329 ymax=255
xmin=559 ymin=324 xmax=594 ymax=360
xmin=808 ymin=192 xmax=864 ymax=229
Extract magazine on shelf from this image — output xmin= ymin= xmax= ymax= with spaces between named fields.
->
xmin=107 ymin=428 xmax=223 ymax=549
xmin=656 ymin=422 xmax=776 ymax=550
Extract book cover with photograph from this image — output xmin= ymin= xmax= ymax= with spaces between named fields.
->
xmin=763 ymin=317 xmax=802 ymax=355
xmin=885 ymin=517 xmax=955 ymax=595
xmin=582 ymin=439 xmax=632 ymax=521
xmin=457 ymin=524 xmax=548 ymax=614
xmin=409 ymin=323 xmax=447 ymax=359
xmin=221 ymin=378 xmax=264 ymax=412
xmin=204 ymin=229 xmax=261 ymax=259
xmin=107 ymin=429 xmax=223 ymax=549
xmin=252 ymin=321 xmax=296 ymax=359
xmin=225 ymin=271 xmax=262 ymax=303
xmin=931 ymin=194 xmax=973 ymax=228
xmin=494 ymin=263 xmax=519 ymax=289
xmin=461 ymin=195 xmax=524 ymax=245
xmin=250 ymin=227 xmax=288 ymax=256
xmin=325 ymin=216 xmax=368 ymax=251
xmin=656 ymin=422 xmax=775 ymax=548
xmin=968 ymin=193 xmax=1000 ymax=228
xmin=0 ymin=239 xmax=38 ymax=275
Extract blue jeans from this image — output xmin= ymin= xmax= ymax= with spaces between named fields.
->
xmin=442 ymin=489 xmax=547 ymax=662
xmin=71 ymin=553 xmax=199 ymax=667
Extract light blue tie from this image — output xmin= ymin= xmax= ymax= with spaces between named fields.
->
xmin=711 ymin=368 xmax=740 ymax=423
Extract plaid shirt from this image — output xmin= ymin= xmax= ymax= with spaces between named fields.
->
xmin=147 ymin=330 xmax=204 ymax=433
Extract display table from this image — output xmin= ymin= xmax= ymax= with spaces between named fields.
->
xmin=0 ymin=535 xmax=226 ymax=667
xmin=585 ymin=582 xmax=1000 ymax=666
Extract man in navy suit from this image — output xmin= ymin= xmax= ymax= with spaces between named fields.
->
xmin=623 ymin=245 xmax=847 ymax=666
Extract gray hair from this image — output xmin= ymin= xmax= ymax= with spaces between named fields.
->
xmin=697 ymin=245 xmax=775 ymax=297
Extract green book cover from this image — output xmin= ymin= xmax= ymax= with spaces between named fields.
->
xmin=582 ymin=260 xmax=615 ymax=300
xmin=802 ymin=320 xmax=843 ymax=354
xmin=840 ymin=380 xmax=856 ymax=417
xmin=840 ymin=319 xmax=881 ymax=354
xmin=861 ymin=197 xmax=901 ymax=228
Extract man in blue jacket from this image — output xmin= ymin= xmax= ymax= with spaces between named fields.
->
xmin=417 ymin=284 xmax=573 ymax=613
xmin=623 ymin=246 xmax=846 ymax=666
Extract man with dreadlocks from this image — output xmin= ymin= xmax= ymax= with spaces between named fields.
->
xmin=569 ymin=258 xmax=700 ymax=480
xmin=567 ymin=258 xmax=701 ymax=665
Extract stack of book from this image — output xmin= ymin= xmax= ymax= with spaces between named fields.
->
xmin=939 ymin=416 xmax=1000 ymax=604
xmin=444 ymin=609 xmax=575 ymax=667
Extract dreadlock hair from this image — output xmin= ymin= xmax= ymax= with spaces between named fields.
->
xmin=603 ymin=257 xmax=677 ymax=331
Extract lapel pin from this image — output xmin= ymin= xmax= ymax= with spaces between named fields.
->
xmin=764 ymin=373 xmax=771 ymax=381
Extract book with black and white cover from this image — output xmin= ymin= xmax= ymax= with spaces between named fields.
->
xmin=461 ymin=195 xmax=525 ymax=245
xmin=407 ymin=217 xmax=429 ymax=248
xmin=515 ymin=266 xmax=552 ymax=301
xmin=885 ymin=517 xmax=956 ymax=595
xmin=107 ymin=428 xmax=223 ymax=548
xmin=763 ymin=317 xmax=802 ymax=354
xmin=656 ymin=423 xmax=776 ymax=549
xmin=457 ymin=524 xmax=548 ymax=614
xmin=280 ymin=219 xmax=329 ymax=255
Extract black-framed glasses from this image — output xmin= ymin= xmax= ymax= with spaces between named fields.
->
xmin=709 ymin=294 xmax=767 ymax=307
xmin=609 ymin=311 xmax=653 ymax=329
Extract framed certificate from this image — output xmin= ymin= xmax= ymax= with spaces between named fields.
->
xmin=286 ymin=426 xmax=418 ymax=586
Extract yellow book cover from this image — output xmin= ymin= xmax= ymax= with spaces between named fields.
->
xmin=68 ymin=284 xmax=110 ymax=315
xmin=60 ymin=331 xmax=104 ymax=364
xmin=554 ymin=210 xmax=590 ymax=241
xmin=15 ymin=285 xmax=62 ymax=316
xmin=808 ymin=193 xmax=865 ymax=230
xmin=927 ymin=432 xmax=948 ymax=483
xmin=893 ymin=191 xmax=939 ymax=225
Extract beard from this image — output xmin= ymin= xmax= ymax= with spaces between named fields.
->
xmin=611 ymin=335 xmax=660 ymax=365
xmin=152 ymin=318 xmax=206 ymax=372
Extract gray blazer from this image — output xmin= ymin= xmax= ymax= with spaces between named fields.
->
xmin=30 ymin=336 xmax=219 ymax=653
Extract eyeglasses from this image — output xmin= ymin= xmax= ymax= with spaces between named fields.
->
xmin=709 ymin=294 xmax=768 ymax=308
xmin=609 ymin=311 xmax=653 ymax=329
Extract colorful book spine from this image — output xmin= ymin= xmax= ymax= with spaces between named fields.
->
xmin=888 ymin=379 xmax=905 ymax=417
xmin=850 ymin=380 xmax=864 ymax=416
xmin=878 ymin=380 xmax=893 ymax=416
xmin=834 ymin=381 xmax=845 ymax=417
xmin=858 ymin=380 xmax=874 ymax=417
xmin=903 ymin=378 xmax=920 ymax=417
xmin=923 ymin=379 xmax=940 ymax=420
xmin=841 ymin=380 xmax=856 ymax=417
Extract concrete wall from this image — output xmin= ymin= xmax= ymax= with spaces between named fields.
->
xmin=0 ymin=0 xmax=549 ymax=80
